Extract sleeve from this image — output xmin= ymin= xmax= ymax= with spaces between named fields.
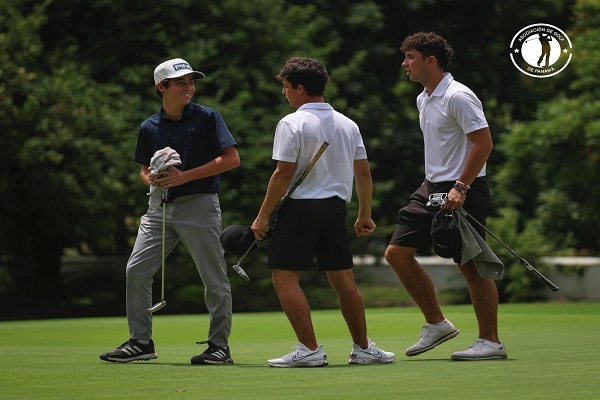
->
xmin=272 ymin=119 xmax=300 ymax=162
xmin=353 ymin=123 xmax=368 ymax=160
xmin=208 ymin=109 xmax=237 ymax=157
xmin=448 ymin=91 xmax=489 ymax=135
xmin=133 ymin=123 xmax=155 ymax=166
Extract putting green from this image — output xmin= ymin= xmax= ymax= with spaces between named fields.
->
xmin=0 ymin=302 xmax=598 ymax=399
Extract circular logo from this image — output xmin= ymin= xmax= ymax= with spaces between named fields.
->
xmin=509 ymin=23 xmax=573 ymax=78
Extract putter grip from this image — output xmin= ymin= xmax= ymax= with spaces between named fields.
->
xmin=521 ymin=259 xmax=559 ymax=292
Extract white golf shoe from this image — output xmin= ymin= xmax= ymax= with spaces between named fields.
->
xmin=405 ymin=319 xmax=460 ymax=356
xmin=268 ymin=343 xmax=328 ymax=368
xmin=348 ymin=338 xmax=395 ymax=364
xmin=451 ymin=338 xmax=508 ymax=361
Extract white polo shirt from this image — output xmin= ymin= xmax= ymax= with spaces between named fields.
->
xmin=417 ymin=73 xmax=489 ymax=183
xmin=273 ymin=102 xmax=367 ymax=202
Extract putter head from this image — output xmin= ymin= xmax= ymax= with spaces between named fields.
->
xmin=148 ymin=301 xmax=167 ymax=313
xmin=426 ymin=193 xmax=447 ymax=208
xmin=233 ymin=264 xmax=250 ymax=282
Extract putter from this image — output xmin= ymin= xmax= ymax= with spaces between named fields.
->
xmin=232 ymin=141 xmax=330 ymax=281
xmin=148 ymin=188 xmax=168 ymax=313
xmin=233 ymin=248 xmax=252 ymax=282
xmin=457 ymin=208 xmax=559 ymax=292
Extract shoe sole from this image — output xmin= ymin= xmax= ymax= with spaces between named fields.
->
xmin=405 ymin=329 xmax=460 ymax=356
xmin=348 ymin=357 xmax=395 ymax=364
xmin=100 ymin=353 xmax=158 ymax=363
xmin=190 ymin=358 xmax=234 ymax=365
xmin=451 ymin=354 xmax=508 ymax=361
xmin=268 ymin=360 xmax=329 ymax=368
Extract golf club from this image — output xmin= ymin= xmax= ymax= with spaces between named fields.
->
xmin=232 ymin=141 xmax=330 ymax=281
xmin=148 ymin=188 xmax=168 ymax=313
xmin=457 ymin=208 xmax=559 ymax=292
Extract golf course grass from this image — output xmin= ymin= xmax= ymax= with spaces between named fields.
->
xmin=0 ymin=302 xmax=598 ymax=399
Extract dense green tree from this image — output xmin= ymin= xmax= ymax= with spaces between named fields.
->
xmin=488 ymin=0 xmax=600 ymax=299
xmin=0 ymin=0 xmax=141 ymax=311
xmin=0 ymin=0 xmax=349 ymax=316
xmin=494 ymin=0 xmax=600 ymax=254
xmin=0 ymin=0 xmax=587 ymax=317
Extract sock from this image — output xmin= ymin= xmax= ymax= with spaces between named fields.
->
xmin=480 ymin=338 xmax=502 ymax=347
xmin=430 ymin=319 xmax=448 ymax=326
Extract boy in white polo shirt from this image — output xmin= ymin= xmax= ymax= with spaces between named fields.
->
xmin=385 ymin=32 xmax=507 ymax=361
xmin=251 ymin=57 xmax=395 ymax=367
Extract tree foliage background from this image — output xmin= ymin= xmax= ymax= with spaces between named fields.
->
xmin=1 ymin=0 xmax=596 ymax=318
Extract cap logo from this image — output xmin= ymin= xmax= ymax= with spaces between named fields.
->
xmin=172 ymin=62 xmax=192 ymax=71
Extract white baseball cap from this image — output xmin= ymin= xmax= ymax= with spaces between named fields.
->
xmin=153 ymin=58 xmax=205 ymax=85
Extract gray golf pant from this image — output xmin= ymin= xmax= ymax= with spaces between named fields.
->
xmin=126 ymin=193 xmax=232 ymax=348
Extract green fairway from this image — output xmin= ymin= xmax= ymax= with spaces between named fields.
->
xmin=1 ymin=303 xmax=599 ymax=399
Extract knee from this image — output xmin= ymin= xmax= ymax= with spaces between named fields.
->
xmin=125 ymin=262 xmax=150 ymax=282
xmin=459 ymin=262 xmax=486 ymax=282
xmin=327 ymin=271 xmax=358 ymax=295
xmin=271 ymin=273 xmax=296 ymax=295
xmin=384 ymin=246 xmax=397 ymax=265
xmin=384 ymin=245 xmax=413 ymax=269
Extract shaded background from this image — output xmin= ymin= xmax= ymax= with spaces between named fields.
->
xmin=1 ymin=0 xmax=598 ymax=320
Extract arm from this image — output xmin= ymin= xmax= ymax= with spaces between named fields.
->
xmin=353 ymin=158 xmax=376 ymax=236
xmin=251 ymin=161 xmax=295 ymax=240
xmin=444 ymin=127 xmax=493 ymax=210
xmin=154 ymin=145 xmax=241 ymax=189
xmin=140 ymin=165 xmax=152 ymax=186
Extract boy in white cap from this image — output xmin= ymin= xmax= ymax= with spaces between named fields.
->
xmin=100 ymin=58 xmax=240 ymax=365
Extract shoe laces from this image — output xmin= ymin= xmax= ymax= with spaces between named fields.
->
xmin=117 ymin=339 xmax=136 ymax=349
xmin=196 ymin=340 xmax=228 ymax=356
xmin=289 ymin=345 xmax=303 ymax=359
xmin=366 ymin=340 xmax=380 ymax=351
xmin=420 ymin=321 xmax=447 ymax=339
xmin=286 ymin=344 xmax=314 ymax=360
xmin=469 ymin=339 xmax=486 ymax=350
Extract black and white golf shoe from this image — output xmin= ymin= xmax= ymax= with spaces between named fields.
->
xmin=100 ymin=339 xmax=157 ymax=363
xmin=191 ymin=341 xmax=233 ymax=365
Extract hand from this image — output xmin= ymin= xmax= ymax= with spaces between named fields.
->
xmin=354 ymin=217 xmax=376 ymax=236
xmin=154 ymin=167 xmax=185 ymax=188
xmin=251 ymin=217 xmax=270 ymax=241
xmin=148 ymin=171 xmax=167 ymax=185
xmin=443 ymin=188 xmax=466 ymax=210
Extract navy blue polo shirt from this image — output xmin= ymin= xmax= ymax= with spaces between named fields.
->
xmin=134 ymin=102 xmax=237 ymax=201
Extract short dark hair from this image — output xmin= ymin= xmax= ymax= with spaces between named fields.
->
xmin=400 ymin=32 xmax=454 ymax=69
xmin=275 ymin=57 xmax=329 ymax=96
xmin=154 ymin=79 xmax=170 ymax=99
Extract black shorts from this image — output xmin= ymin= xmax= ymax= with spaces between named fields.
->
xmin=388 ymin=177 xmax=490 ymax=252
xmin=267 ymin=197 xmax=354 ymax=271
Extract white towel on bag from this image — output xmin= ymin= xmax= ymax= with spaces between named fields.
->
xmin=147 ymin=147 xmax=182 ymax=209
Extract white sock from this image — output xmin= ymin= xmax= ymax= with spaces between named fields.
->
xmin=480 ymin=338 xmax=502 ymax=347
xmin=430 ymin=319 xmax=448 ymax=326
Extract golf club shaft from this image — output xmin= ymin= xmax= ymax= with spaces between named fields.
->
xmin=149 ymin=189 xmax=168 ymax=313
xmin=232 ymin=141 xmax=330 ymax=281
xmin=160 ymin=194 xmax=166 ymax=301
xmin=271 ymin=142 xmax=329 ymax=218
xmin=458 ymin=209 xmax=559 ymax=292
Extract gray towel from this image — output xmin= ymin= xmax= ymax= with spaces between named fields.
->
xmin=147 ymin=147 xmax=182 ymax=209
xmin=456 ymin=210 xmax=504 ymax=280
